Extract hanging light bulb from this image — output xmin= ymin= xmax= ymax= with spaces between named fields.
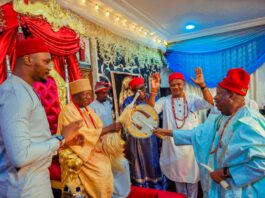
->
xmin=95 ymin=4 xmax=99 ymax=10
xmin=132 ymin=24 xmax=136 ymax=29
xmin=81 ymin=0 xmax=86 ymax=3
xmin=105 ymin=10 xmax=110 ymax=16
xmin=116 ymin=16 xmax=120 ymax=21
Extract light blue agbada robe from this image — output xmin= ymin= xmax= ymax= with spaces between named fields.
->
xmin=173 ymin=106 xmax=265 ymax=198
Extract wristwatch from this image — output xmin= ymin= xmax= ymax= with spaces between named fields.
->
xmin=223 ymin=167 xmax=230 ymax=177
xmin=55 ymin=135 xmax=65 ymax=146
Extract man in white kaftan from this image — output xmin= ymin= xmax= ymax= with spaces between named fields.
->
xmin=0 ymin=38 xmax=80 ymax=198
xmin=151 ymin=68 xmax=213 ymax=198
xmin=155 ymin=95 xmax=211 ymax=182
xmin=90 ymin=81 xmax=131 ymax=198
xmin=154 ymin=68 xmax=265 ymax=197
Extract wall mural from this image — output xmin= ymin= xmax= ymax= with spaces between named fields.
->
xmin=96 ymin=39 xmax=164 ymax=89
xmin=96 ymin=39 xmax=165 ymax=118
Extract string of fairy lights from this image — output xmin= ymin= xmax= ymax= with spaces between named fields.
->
xmin=80 ymin=0 xmax=168 ymax=46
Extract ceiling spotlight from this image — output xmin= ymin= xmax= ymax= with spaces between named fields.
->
xmin=185 ymin=24 xmax=195 ymax=30
xmin=105 ymin=11 xmax=110 ymax=16
xmin=116 ymin=16 xmax=120 ymax=21
xmin=95 ymin=4 xmax=99 ymax=10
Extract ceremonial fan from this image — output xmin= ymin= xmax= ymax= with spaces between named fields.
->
xmin=127 ymin=104 xmax=159 ymax=138
xmin=119 ymin=90 xmax=164 ymax=139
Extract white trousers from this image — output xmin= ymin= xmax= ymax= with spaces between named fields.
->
xmin=175 ymin=182 xmax=198 ymax=198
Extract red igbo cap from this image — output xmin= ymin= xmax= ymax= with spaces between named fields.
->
xmin=16 ymin=38 xmax=49 ymax=57
xmin=129 ymin=77 xmax=144 ymax=89
xmin=218 ymin=68 xmax=250 ymax=96
xmin=168 ymin=72 xmax=185 ymax=82
xmin=95 ymin=81 xmax=111 ymax=93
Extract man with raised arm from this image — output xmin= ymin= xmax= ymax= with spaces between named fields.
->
xmin=149 ymin=67 xmax=214 ymax=198
xmin=154 ymin=68 xmax=265 ymax=197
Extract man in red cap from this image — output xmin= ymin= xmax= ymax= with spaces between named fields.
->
xmin=121 ymin=74 xmax=165 ymax=189
xmin=90 ymin=81 xmax=131 ymax=197
xmin=0 ymin=38 xmax=82 ymax=197
xmin=128 ymin=77 xmax=146 ymax=100
xmin=153 ymin=68 xmax=265 ymax=197
xmin=90 ymin=81 xmax=113 ymax=127
xmin=149 ymin=67 xmax=214 ymax=198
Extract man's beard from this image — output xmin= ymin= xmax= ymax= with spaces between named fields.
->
xmin=101 ymin=98 xmax=107 ymax=102
xmin=40 ymin=78 xmax=47 ymax=83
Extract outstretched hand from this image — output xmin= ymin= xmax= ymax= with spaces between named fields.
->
xmin=151 ymin=73 xmax=161 ymax=91
xmin=153 ymin=128 xmax=173 ymax=137
xmin=111 ymin=122 xmax=123 ymax=132
xmin=191 ymin=67 xmax=206 ymax=88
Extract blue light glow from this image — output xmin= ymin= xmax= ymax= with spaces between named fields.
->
xmin=185 ymin=24 xmax=195 ymax=30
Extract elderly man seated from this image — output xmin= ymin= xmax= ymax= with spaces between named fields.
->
xmin=57 ymin=79 xmax=124 ymax=198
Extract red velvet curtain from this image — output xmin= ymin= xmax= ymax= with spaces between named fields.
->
xmin=52 ymin=55 xmax=65 ymax=78
xmin=0 ymin=28 xmax=17 ymax=83
xmin=52 ymin=54 xmax=81 ymax=81
xmin=0 ymin=3 xmax=18 ymax=84
xmin=0 ymin=3 xmax=82 ymax=83
xmin=21 ymin=16 xmax=81 ymax=81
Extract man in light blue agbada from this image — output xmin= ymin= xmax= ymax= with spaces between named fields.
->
xmin=154 ymin=68 xmax=265 ymax=197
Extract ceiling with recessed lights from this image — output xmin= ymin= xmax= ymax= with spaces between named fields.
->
xmin=122 ymin=0 xmax=265 ymax=42
xmin=50 ymin=0 xmax=265 ymax=48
